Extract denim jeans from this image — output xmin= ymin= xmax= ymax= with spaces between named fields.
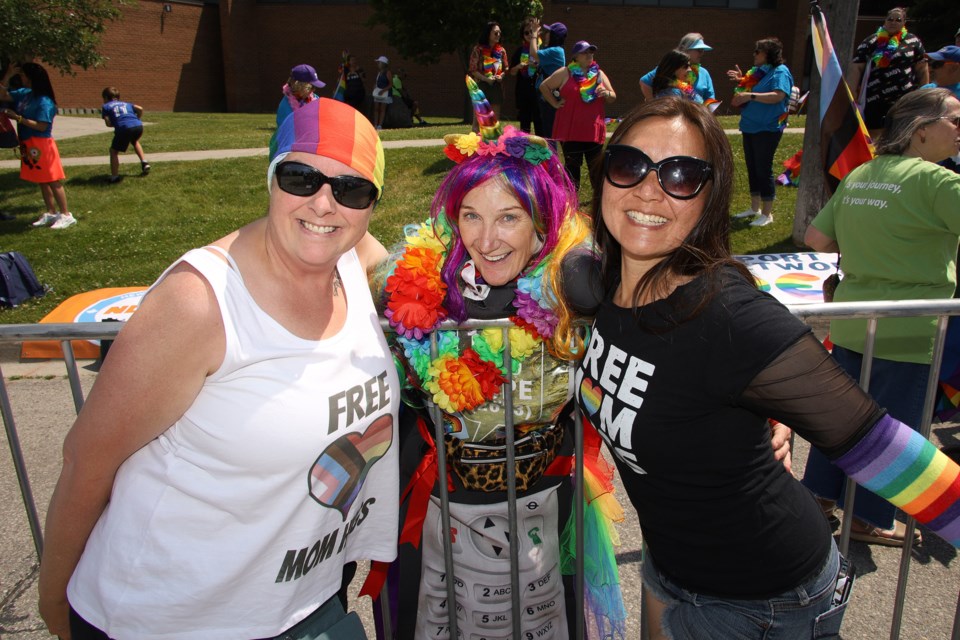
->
xmin=800 ymin=345 xmax=930 ymax=528
xmin=642 ymin=538 xmax=847 ymax=639
xmin=742 ymin=130 xmax=783 ymax=201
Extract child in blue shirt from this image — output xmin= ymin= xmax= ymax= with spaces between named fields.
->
xmin=101 ymin=87 xmax=150 ymax=184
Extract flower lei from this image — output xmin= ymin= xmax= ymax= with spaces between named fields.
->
xmin=479 ymin=44 xmax=507 ymax=78
xmin=687 ymin=63 xmax=701 ymax=87
xmin=568 ymin=60 xmax=601 ymax=103
xmin=734 ymin=64 xmax=770 ymax=95
xmin=872 ymin=27 xmax=906 ymax=69
xmin=670 ymin=79 xmax=697 ymax=100
xmin=443 ymin=125 xmax=553 ymax=166
xmin=384 ymin=220 xmax=559 ymax=414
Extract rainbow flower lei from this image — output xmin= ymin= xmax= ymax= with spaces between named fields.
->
xmin=670 ymin=79 xmax=697 ymax=100
xmin=568 ymin=60 xmax=601 ymax=103
xmin=384 ymin=219 xmax=560 ymax=413
xmin=872 ymin=27 xmax=906 ymax=69
xmin=734 ymin=64 xmax=771 ymax=95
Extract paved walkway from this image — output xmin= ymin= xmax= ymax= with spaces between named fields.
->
xmin=0 ymin=116 xmax=806 ymax=170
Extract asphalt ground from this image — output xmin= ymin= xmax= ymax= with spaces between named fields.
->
xmin=2 ymin=118 xmax=958 ymax=639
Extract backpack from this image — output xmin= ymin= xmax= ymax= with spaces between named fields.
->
xmin=0 ymin=252 xmax=46 ymax=307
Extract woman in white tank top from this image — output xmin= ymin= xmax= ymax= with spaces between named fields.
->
xmin=37 ymin=98 xmax=400 ymax=640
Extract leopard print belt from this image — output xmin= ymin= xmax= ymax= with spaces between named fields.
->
xmin=444 ymin=423 xmax=564 ymax=492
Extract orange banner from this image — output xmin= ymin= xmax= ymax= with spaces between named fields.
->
xmin=20 ymin=287 xmax=147 ymax=360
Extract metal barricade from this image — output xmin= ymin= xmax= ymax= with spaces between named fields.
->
xmin=3 ymin=300 xmax=960 ymax=640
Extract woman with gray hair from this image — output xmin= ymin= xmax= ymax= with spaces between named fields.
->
xmin=639 ymin=32 xmax=716 ymax=103
xmin=801 ymin=87 xmax=960 ymax=547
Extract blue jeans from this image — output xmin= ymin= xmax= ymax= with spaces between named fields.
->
xmin=642 ymin=538 xmax=847 ymax=639
xmin=742 ymin=130 xmax=783 ymax=201
xmin=801 ymin=345 xmax=930 ymax=528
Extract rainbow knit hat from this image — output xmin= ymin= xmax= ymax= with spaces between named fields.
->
xmin=268 ymin=98 xmax=385 ymax=200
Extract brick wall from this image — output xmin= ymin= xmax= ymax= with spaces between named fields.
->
xmin=52 ymin=1 xmax=823 ymax=119
xmin=54 ymin=0 xmax=225 ymax=112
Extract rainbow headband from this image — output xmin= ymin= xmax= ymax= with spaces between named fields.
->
xmin=268 ymin=98 xmax=385 ymax=199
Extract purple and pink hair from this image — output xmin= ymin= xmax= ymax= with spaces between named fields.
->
xmin=430 ymin=138 xmax=578 ymax=322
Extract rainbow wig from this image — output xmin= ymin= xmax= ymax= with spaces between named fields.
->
xmin=430 ymin=131 xmax=592 ymax=359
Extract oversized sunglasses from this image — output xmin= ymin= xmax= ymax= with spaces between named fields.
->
xmin=604 ymin=144 xmax=713 ymax=200
xmin=274 ymin=161 xmax=378 ymax=209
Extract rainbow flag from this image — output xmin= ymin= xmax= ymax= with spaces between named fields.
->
xmin=332 ymin=50 xmax=348 ymax=102
xmin=810 ymin=4 xmax=874 ymax=193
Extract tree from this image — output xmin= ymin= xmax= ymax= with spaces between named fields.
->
xmin=368 ymin=0 xmax=542 ymax=70
xmin=0 ymin=0 xmax=123 ymax=76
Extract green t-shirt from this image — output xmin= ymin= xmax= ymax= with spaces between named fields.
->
xmin=813 ymin=155 xmax=960 ymax=363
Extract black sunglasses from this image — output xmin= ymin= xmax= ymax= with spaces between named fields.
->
xmin=274 ymin=161 xmax=378 ymax=209
xmin=604 ymin=144 xmax=713 ymax=200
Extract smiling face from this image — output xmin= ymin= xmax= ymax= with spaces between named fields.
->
xmin=600 ymin=116 xmax=710 ymax=282
xmin=458 ymin=178 xmax=540 ymax=286
xmin=267 ymin=151 xmax=374 ymax=271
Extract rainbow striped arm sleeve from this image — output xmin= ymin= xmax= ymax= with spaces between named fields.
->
xmin=834 ymin=414 xmax=960 ymax=546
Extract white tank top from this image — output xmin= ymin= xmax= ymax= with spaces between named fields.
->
xmin=68 ymin=246 xmax=399 ymax=639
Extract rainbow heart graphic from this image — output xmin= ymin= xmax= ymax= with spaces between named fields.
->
xmin=309 ymin=413 xmax=394 ymax=520
xmin=775 ymin=272 xmax=822 ymax=300
xmin=580 ymin=378 xmax=603 ymax=416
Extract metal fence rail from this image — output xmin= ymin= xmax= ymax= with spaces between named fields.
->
xmin=3 ymin=300 xmax=960 ymax=640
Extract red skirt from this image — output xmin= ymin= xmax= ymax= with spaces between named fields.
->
xmin=19 ymin=136 xmax=66 ymax=183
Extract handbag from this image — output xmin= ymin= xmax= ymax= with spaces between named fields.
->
xmin=445 ymin=422 xmax=564 ymax=492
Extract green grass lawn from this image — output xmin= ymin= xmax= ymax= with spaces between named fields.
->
xmin=1 ymin=117 xmax=807 ymax=324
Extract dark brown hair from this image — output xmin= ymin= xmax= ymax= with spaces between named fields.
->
xmin=756 ymin=37 xmax=785 ymax=67
xmin=590 ymin=96 xmax=752 ymax=320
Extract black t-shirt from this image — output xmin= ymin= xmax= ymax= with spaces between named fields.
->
xmin=577 ymin=268 xmax=839 ymax=598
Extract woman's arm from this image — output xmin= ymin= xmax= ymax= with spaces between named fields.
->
xmin=599 ymin=71 xmax=616 ymax=103
xmin=468 ymin=46 xmax=488 ymax=84
xmin=741 ymin=334 xmax=960 ymax=547
xmin=731 ymin=89 xmax=786 ymax=107
xmin=804 ymin=224 xmax=839 ymax=253
xmin=1 ymin=107 xmax=50 ymax=132
xmin=37 ymin=264 xmax=225 ymax=638
xmin=539 ymin=68 xmax=568 ymax=109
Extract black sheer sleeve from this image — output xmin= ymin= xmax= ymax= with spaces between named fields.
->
xmin=560 ymin=249 xmax=603 ymax=317
xmin=738 ymin=333 xmax=885 ymax=458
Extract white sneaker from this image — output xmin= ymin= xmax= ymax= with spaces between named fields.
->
xmin=733 ymin=209 xmax=760 ymax=219
xmin=50 ymin=213 xmax=77 ymax=229
xmin=750 ymin=214 xmax=773 ymax=227
xmin=31 ymin=212 xmax=58 ymax=227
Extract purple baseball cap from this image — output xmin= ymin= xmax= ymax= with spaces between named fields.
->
xmin=571 ymin=41 xmax=598 ymax=56
xmin=543 ymin=22 xmax=567 ymax=41
xmin=290 ymin=64 xmax=325 ymax=88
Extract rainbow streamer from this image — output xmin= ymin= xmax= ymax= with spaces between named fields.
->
xmin=465 ymin=75 xmax=503 ymax=141
xmin=333 ymin=50 xmax=348 ymax=102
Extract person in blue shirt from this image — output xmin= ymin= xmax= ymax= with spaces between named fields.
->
xmin=640 ymin=33 xmax=716 ymax=104
xmin=651 ymin=50 xmax=702 ymax=103
xmin=530 ymin=21 xmax=567 ymax=138
xmin=101 ymin=87 xmax=150 ymax=184
xmin=727 ymin=37 xmax=793 ymax=228
xmin=0 ymin=63 xmax=75 ymax=229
